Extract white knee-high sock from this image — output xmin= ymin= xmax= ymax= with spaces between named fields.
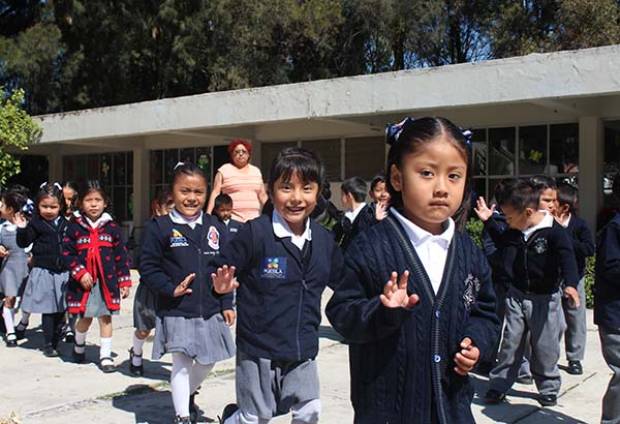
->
xmin=132 ymin=332 xmax=146 ymax=366
xmin=2 ymin=307 xmax=15 ymax=336
xmin=171 ymin=352 xmax=192 ymax=417
xmin=100 ymin=337 xmax=112 ymax=359
xmin=74 ymin=329 xmax=88 ymax=353
xmin=190 ymin=362 xmax=214 ymax=394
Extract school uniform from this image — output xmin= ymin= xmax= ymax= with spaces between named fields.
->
xmin=221 ymin=218 xmax=243 ymax=239
xmin=560 ymin=214 xmax=594 ymax=363
xmin=211 ymin=211 xmax=343 ymax=423
xmin=0 ymin=221 xmax=29 ymax=297
xmin=488 ymin=213 xmax=579 ymax=396
xmin=139 ymin=210 xmax=235 ymax=365
xmin=334 ymin=202 xmax=378 ymax=251
xmin=62 ymin=213 xmax=132 ymax=317
xmin=326 ymin=211 xmax=500 ymax=424
xmin=595 ymin=212 xmax=620 ymax=424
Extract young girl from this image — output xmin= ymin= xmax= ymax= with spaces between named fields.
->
xmin=15 ymin=183 xmax=70 ymax=357
xmin=326 ymin=117 xmax=499 ymax=423
xmin=211 ymin=147 xmax=344 ymax=424
xmin=140 ymin=163 xmax=235 ymax=424
xmin=62 ymin=180 xmax=131 ymax=372
xmin=128 ymin=189 xmax=174 ymax=377
xmin=0 ymin=191 xmax=29 ymax=347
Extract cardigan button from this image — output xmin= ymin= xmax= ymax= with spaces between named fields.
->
xmin=434 ymin=354 xmax=441 ymax=363
xmin=435 ymin=310 xmax=440 ymax=318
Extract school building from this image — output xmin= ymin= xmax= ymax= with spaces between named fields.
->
xmin=15 ymin=44 xmax=620 ymax=236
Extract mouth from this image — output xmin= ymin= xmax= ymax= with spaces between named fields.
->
xmin=429 ymin=202 xmax=450 ymax=208
xmin=285 ymin=206 xmax=306 ymax=215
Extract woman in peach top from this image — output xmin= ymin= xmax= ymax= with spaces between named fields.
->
xmin=207 ymin=139 xmax=268 ymax=222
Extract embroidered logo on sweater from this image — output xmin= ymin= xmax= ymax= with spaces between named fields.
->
xmin=170 ymin=229 xmax=189 ymax=247
xmin=532 ymin=238 xmax=548 ymax=254
xmin=463 ymin=273 xmax=481 ymax=312
xmin=261 ymin=257 xmax=287 ymax=279
xmin=207 ymin=226 xmax=220 ymax=250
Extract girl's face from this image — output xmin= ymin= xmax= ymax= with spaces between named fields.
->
xmin=370 ymin=181 xmax=390 ymax=203
xmin=538 ymin=188 xmax=557 ymax=214
xmin=0 ymin=200 xmax=14 ymax=220
xmin=272 ymin=171 xmax=319 ymax=235
xmin=231 ymin=144 xmax=250 ymax=168
xmin=390 ymin=135 xmax=467 ymax=234
xmin=39 ymin=196 xmax=61 ymax=221
xmin=81 ymin=191 xmax=107 ymax=221
xmin=172 ymin=173 xmax=207 ymax=217
xmin=63 ymin=187 xmax=76 ymax=210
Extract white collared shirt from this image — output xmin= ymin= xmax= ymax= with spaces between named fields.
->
xmin=85 ymin=212 xmax=113 ymax=229
xmin=272 ymin=211 xmax=312 ymax=251
xmin=522 ymin=211 xmax=554 ymax=241
xmin=169 ymin=209 xmax=203 ymax=229
xmin=559 ymin=213 xmax=572 ymax=228
xmin=345 ymin=202 xmax=367 ymax=224
xmin=390 ymin=208 xmax=455 ymax=294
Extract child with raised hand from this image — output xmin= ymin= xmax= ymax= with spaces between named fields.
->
xmin=326 ymin=117 xmax=499 ymax=423
xmin=15 ymin=183 xmax=70 ymax=357
xmin=140 ymin=163 xmax=235 ymax=424
xmin=62 ymin=180 xmax=132 ymax=372
xmin=211 ymin=147 xmax=344 ymax=424
xmin=0 ymin=191 xmax=30 ymax=347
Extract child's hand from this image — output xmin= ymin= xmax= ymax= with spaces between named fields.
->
xmin=120 ymin=286 xmax=130 ymax=299
xmin=474 ymin=197 xmax=495 ymax=222
xmin=222 ymin=309 xmax=236 ymax=326
xmin=375 ymin=201 xmax=388 ymax=221
xmin=0 ymin=245 xmax=8 ymax=258
xmin=173 ymin=273 xmax=195 ymax=297
xmin=211 ymin=265 xmax=239 ymax=294
xmin=14 ymin=212 xmax=27 ymax=228
xmin=563 ymin=286 xmax=580 ymax=308
xmin=79 ymin=273 xmax=94 ymax=290
xmin=454 ymin=337 xmax=480 ymax=376
xmin=380 ymin=271 xmax=420 ymax=309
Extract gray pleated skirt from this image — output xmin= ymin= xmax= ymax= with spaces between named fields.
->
xmin=0 ymin=256 xmax=29 ymax=297
xmin=133 ymin=282 xmax=157 ymax=331
xmin=82 ymin=281 xmax=119 ymax=318
xmin=20 ymin=267 xmax=69 ymax=314
xmin=152 ymin=313 xmax=236 ymax=365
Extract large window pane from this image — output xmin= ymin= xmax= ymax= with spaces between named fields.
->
xmin=345 ymin=136 xmax=385 ymax=180
xmin=113 ymin=152 xmax=127 ymax=185
xmin=164 ymin=149 xmax=179 ymax=182
xmin=471 ymin=128 xmax=487 ymax=177
xmin=150 ymin=150 xmax=163 ymax=185
xmin=489 ymin=127 xmax=516 ymax=176
xmin=261 ymin=142 xmax=297 ymax=176
xmin=519 ymin=125 xmax=547 ymax=176
xmin=100 ymin=154 xmax=112 ymax=185
xmin=472 ymin=178 xmax=487 ymax=201
xmin=301 ymin=139 xmax=341 ymax=181
xmin=550 ymin=123 xmax=579 ymax=175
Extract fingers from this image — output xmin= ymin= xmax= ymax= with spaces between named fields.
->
xmin=383 ymin=272 xmax=398 ymax=296
xmin=460 ymin=337 xmax=472 ymax=349
xmin=182 ymin=273 xmax=196 ymax=285
xmin=398 ymin=270 xmax=410 ymax=290
xmin=406 ymin=294 xmax=420 ymax=309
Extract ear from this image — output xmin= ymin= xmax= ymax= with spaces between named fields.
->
xmin=390 ymin=164 xmax=403 ymax=193
xmin=525 ymin=207 xmax=535 ymax=217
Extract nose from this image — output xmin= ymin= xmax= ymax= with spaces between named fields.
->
xmin=433 ymin=175 xmax=448 ymax=197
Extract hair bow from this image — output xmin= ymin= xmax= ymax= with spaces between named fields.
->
xmin=385 ymin=117 xmax=415 ymax=146
xmin=174 ymin=161 xmax=185 ymax=170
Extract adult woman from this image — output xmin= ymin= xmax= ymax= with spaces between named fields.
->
xmin=207 ymin=139 xmax=267 ymax=222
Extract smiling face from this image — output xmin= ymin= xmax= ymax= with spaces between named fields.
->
xmin=271 ymin=171 xmax=319 ymax=235
xmin=81 ymin=190 xmax=107 ymax=221
xmin=38 ymin=195 xmax=61 ymax=221
xmin=390 ymin=134 xmax=467 ymax=234
xmin=172 ymin=173 xmax=207 ymax=217
xmin=370 ymin=181 xmax=390 ymax=203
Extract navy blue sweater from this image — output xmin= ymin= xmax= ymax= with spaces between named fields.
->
xmin=326 ymin=215 xmax=499 ymax=424
xmin=481 ymin=212 xmax=512 ymax=288
xmin=564 ymin=215 xmax=595 ymax=279
xmin=210 ymin=214 xmax=343 ymax=361
xmin=221 ymin=218 xmax=243 ymax=239
xmin=17 ymin=216 xmax=68 ymax=272
xmin=595 ymin=213 xmax=620 ymax=330
xmin=139 ymin=214 xmax=233 ymax=318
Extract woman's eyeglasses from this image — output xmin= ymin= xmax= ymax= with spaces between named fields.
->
xmin=234 ymin=150 xmax=249 ymax=156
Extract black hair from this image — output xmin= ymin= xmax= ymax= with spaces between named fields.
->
xmin=7 ymin=184 xmax=30 ymax=198
xmin=385 ymin=116 xmax=472 ymax=229
xmin=529 ymin=175 xmax=557 ymax=193
xmin=493 ymin=178 xmax=520 ymax=206
xmin=370 ymin=174 xmax=387 ymax=192
xmin=214 ymin=193 xmax=233 ymax=210
xmin=171 ymin=162 xmax=207 ymax=188
xmin=1 ymin=190 xmax=27 ymax=214
xmin=62 ymin=181 xmax=80 ymax=210
xmin=79 ymin=180 xmax=109 ymax=205
xmin=557 ymin=183 xmax=578 ymax=213
xmin=499 ymin=179 xmax=539 ymax=212
xmin=341 ymin=177 xmax=367 ymax=203
xmin=268 ymin=147 xmax=324 ymax=195
xmin=35 ymin=183 xmax=65 ymax=217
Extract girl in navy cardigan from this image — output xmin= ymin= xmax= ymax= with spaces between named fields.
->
xmin=326 ymin=117 xmax=500 ymax=423
xmin=16 ymin=183 xmax=70 ymax=357
xmin=140 ymin=162 xmax=235 ymax=424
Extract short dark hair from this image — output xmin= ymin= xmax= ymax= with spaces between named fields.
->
xmin=493 ymin=178 xmax=520 ymax=206
xmin=500 ymin=179 xmax=539 ymax=212
xmin=1 ymin=190 xmax=27 ymax=214
xmin=171 ymin=162 xmax=207 ymax=188
xmin=557 ymin=183 xmax=578 ymax=213
xmin=214 ymin=193 xmax=233 ymax=210
xmin=529 ymin=175 xmax=557 ymax=193
xmin=369 ymin=174 xmax=386 ymax=192
xmin=79 ymin=180 xmax=109 ymax=205
xmin=36 ymin=183 xmax=65 ymax=217
xmin=268 ymin=147 xmax=324 ymax=195
xmin=341 ymin=177 xmax=367 ymax=203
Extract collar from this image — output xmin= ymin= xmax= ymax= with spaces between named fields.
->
xmin=390 ymin=208 xmax=455 ymax=249
xmin=85 ymin=212 xmax=113 ymax=229
xmin=345 ymin=202 xmax=367 ymax=223
xmin=272 ymin=210 xmax=312 ymax=249
xmin=522 ymin=211 xmax=554 ymax=241
xmin=559 ymin=213 xmax=572 ymax=228
xmin=169 ymin=209 xmax=203 ymax=229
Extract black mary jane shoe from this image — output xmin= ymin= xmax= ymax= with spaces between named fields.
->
xmin=5 ymin=333 xmax=17 ymax=347
xmin=128 ymin=347 xmax=144 ymax=377
xmin=566 ymin=360 xmax=583 ymax=375
xmin=484 ymin=389 xmax=506 ymax=404
xmin=72 ymin=341 xmax=86 ymax=363
xmin=538 ymin=394 xmax=557 ymax=407
xmin=43 ymin=344 xmax=60 ymax=358
xmin=99 ymin=356 xmax=116 ymax=373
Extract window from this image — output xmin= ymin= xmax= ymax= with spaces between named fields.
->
xmin=519 ymin=125 xmax=547 ymax=176
xmin=550 ymin=123 xmax=579 ymax=175
xmin=345 ymin=136 xmax=385 ymax=180
xmin=260 ymin=142 xmax=297 ymax=176
xmin=301 ymin=139 xmax=341 ymax=181
xmin=489 ymin=127 xmax=516 ymax=176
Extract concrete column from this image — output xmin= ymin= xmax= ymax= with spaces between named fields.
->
xmin=578 ymin=116 xmax=604 ymax=232
xmin=47 ymin=152 xmax=63 ymax=182
xmin=132 ymin=144 xmax=150 ymax=229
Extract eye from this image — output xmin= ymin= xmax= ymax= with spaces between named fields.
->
xmin=449 ymin=172 xmax=462 ymax=180
xmin=420 ymin=170 xmax=434 ymax=178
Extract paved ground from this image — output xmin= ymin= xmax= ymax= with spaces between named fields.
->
xmin=0 ymin=277 xmax=612 ymax=423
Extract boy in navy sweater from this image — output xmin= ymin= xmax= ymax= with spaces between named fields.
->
xmin=480 ymin=179 xmax=580 ymax=407
xmin=556 ymin=183 xmax=595 ymax=375
xmin=212 ymin=193 xmax=243 ymax=239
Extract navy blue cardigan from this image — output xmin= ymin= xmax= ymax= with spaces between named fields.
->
xmin=564 ymin=215 xmax=595 ymax=279
xmin=17 ymin=216 xmax=68 ymax=272
xmin=595 ymin=213 xmax=620 ymax=330
xmin=139 ymin=214 xmax=233 ymax=318
xmin=326 ymin=215 xmax=499 ymax=424
xmin=210 ymin=214 xmax=343 ymax=361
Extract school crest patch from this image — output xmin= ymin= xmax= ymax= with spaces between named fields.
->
xmin=261 ymin=257 xmax=287 ymax=279
xmin=170 ymin=229 xmax=189 ymax=247
xmin=207 ymin=226 xmax=220 ymax=250
xmin=463 ymin=273 xmax=481 ymax=312
xmin=532 ymin=238 xmax=548 ymax=254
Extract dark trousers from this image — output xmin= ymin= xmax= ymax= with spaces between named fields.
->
xmin=42 ymin=312 xmax=65 ymax=348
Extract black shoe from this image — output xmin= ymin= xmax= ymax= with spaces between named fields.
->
xmin=189 ymin=392 xmax=199 ymax=424
xmin=99 ymin=356 xmax=116 ymax=373
xmin=14 ymin=328 xmax=26 ymax=340
xmin=64 ymin=331 xmax=75 ymax=344
xmin=516 ymin=375 xmax=534 ymax=385
xmin=128 ymin=348 xmax=144 ymax=377
xmin=5 ymin=333 xmax=17 ymax=347
xmin=72 ymin=342 xmax=86 ymax=363
xmin=566 ymin=360 xmax=583 ymax=375
xmin=218 ymin=403 xmax=238 ymax=423
xmin=538 ymin=394 xmax=557 ymax=406
xmin=174 ymin=416 xmax=191 ymax=424
xmin=43 ymin=345 xmax=60 ymax=358
xmin=484 ymin=389 xmax=506 ymax=404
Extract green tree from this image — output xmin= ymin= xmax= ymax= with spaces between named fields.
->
xmin=0 ymin=86 xmax=41 ymax=185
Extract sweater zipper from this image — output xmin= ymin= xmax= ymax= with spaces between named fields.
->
xmin=296 ymin=279 xmax=307 ymax=361
xmin=198 ymin=245 xmax=203 ymax=317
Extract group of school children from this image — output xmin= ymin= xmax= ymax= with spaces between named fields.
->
xmin=1 ymin=115 xmax=619 ymax=424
